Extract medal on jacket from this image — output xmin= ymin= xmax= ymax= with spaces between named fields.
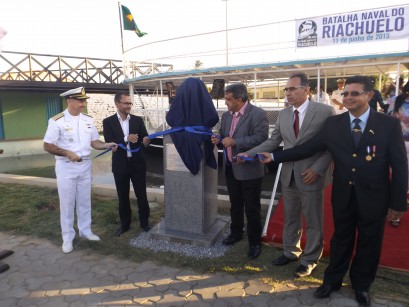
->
xmin=366 ymin=146 xmax=372 ymax=161
xmin=372 ymin=145 xmax=376 ymax=158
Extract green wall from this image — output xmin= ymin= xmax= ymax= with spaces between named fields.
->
xmin=0 ymin=92 xmax=61 ymax=140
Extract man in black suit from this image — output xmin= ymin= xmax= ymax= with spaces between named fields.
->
xmin=103 ymin=92 xmax=151 ymax=235
xmin=369 ymin=80 xmax=387 ymax=113
xmin=258 ymin=76 xmax=407 ymax=306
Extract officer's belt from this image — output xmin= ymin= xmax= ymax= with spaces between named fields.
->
xmin=55 ymin=155 xmax=90 ymax=161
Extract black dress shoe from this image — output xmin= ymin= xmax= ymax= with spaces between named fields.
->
xmin=314 ymin=283 xmax=341 ymax=299
xmin=272 ymin=254 xmax=297 ymax=266
xmin=222 ymin=235 xmax=243 ymax=246
xmin=0 ymin=260 xmax=10 ymax=274
xmin=141 ymin=225 xmax=151 ymax=232
xmin=355 ymin=290 xmax=370 ymax=306
xmin=0 ymin=250 xmax=13 ymax=261
xmin=294 ymin=264 xmax=315 ymax=278
xmin=248 ymin=244 xmax=261 ymax=259
xmin=115 ymin=227 xmax=129 ymax=237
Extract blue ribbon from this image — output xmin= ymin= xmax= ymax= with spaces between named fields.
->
xmin=145 ymin=126 xmax=185 ymax=140
xmin=93 ymin=125 xmax=217 ymax=159
xmin=93 ymin=147 xmax=112 ymax=159
xmin=93 ymin=143 xmax=142 ymax=159
xmin=147 ymin=125 xmax=215 ymax=139
xmin=94 ymin=125 xmax=265 ymax=164
xmin=232 ymin=153 xmax=266 ymax=163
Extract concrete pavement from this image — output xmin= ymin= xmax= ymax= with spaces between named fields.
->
xmin=0 ymin=232 xmax=407 ymax=307
xmin=0 ymin=174 xmax=407 ymax=306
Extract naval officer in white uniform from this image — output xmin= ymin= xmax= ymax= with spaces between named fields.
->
xmin=43 ymin=87 xmax=117 ymax=253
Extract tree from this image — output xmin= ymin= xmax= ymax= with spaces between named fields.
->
xmin=194 ymin=60 xmax=203 ymax=69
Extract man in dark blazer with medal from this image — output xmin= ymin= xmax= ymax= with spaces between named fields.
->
xmin=103 ymin=92 xmax=151 ymax=236
xmin=258 ymin=76 xmax=407 ymax=306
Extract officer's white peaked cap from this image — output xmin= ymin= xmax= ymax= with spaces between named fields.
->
xmin=60 ymin=87 xmax=89 ymax=100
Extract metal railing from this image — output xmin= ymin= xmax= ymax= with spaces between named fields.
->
xmin=0 ymin=51 xmax=173 ymax=84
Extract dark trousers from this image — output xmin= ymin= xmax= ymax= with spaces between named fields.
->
xmin=113 ymin=160 xmax=150 ymax=230
xmin=324 ymin=186 xmax=386 ymax=291
xmin=225 ymin=165 xmax=263 ymax=245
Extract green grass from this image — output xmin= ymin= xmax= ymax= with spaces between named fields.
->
xmin=0 ymin=183 xmax=408 ymax=303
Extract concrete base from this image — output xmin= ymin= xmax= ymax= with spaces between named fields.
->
xmin=149 ymin=215 xmax=229 ymax=248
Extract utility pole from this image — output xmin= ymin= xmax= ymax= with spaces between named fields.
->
xmin=221 ymin=0 xmax=229 ymax=66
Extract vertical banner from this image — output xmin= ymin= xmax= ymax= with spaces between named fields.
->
xmin=296 ymin=5 xmax=409 ymax=48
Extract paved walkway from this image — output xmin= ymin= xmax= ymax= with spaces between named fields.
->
xmin=0 ymin=232 xmax=406 ymax=307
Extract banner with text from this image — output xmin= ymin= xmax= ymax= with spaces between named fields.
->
xmin=296 ymin=6 xmax=409 ymax=48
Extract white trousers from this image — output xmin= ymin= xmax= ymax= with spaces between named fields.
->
xmin=56 ymin=159 xmax=93 ymax=242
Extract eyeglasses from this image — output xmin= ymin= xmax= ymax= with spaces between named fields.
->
xmin=283 ymin=86 xmax=305 ymax=92
xmin=340 ymin=91 xmax=367 ymax=97
xmin=120 ymin=102 xmax=133 ymax=106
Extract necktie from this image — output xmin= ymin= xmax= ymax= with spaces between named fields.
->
xmin=227 ymin=112 xmax=240 ymax=162
xmin=352 ymin=118 xmax=362 ymax=147
xmin=293 ymin=110 xmax=299 ymax=138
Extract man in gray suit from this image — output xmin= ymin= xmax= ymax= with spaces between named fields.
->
xmin=211 ymin=83 xmax=269 ymax=259
xmin=239 ymin=72 xmax=335 ymax=276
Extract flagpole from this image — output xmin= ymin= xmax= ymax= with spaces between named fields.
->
xmin=118 ymin=2 xmax=125 ymax=54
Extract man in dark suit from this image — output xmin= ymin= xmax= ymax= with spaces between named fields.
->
xmin=368 ymin=77 xmax=388 ymax=113
xmin=258 ymin=76 xmax=407 ymax=306
xmin=103 ymin=92 xmax=151 ymax=236
xmin=211 ymin=83 xmax=269 ymax=259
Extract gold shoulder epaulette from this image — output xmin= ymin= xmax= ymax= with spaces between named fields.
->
xmin=52 ymin=112 xmax=64 ymax=121
xmin=82 ymin=113 xmax=92 ymax=118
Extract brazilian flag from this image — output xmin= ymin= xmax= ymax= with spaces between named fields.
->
xmin=121 ymin=5 xmax=147 ymax=38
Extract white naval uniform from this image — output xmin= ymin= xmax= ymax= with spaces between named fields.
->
xmin=331 ymin=89 xmax=348 ymax=115
xmin=43 ymin=109 xmax=100 ymax=242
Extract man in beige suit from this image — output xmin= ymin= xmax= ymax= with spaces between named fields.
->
xmin=239 ymin=72 xmax=335 ymax=277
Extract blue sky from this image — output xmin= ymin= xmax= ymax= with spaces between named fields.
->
xmin=0 ymin=0 xmax=408 ymax=63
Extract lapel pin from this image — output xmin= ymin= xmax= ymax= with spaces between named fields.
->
xmin=369 ymin=130 xmax=374 ymax=134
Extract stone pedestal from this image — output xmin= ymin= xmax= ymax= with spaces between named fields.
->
xmin=149 ymin=135 xmax=228 ymax=247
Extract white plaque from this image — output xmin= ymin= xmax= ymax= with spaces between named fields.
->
xmin=166 ymin=144 xmax=189 ymax=172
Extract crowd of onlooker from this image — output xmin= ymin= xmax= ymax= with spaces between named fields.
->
xmin=310 ymin=77 xmax=406 ymax=113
